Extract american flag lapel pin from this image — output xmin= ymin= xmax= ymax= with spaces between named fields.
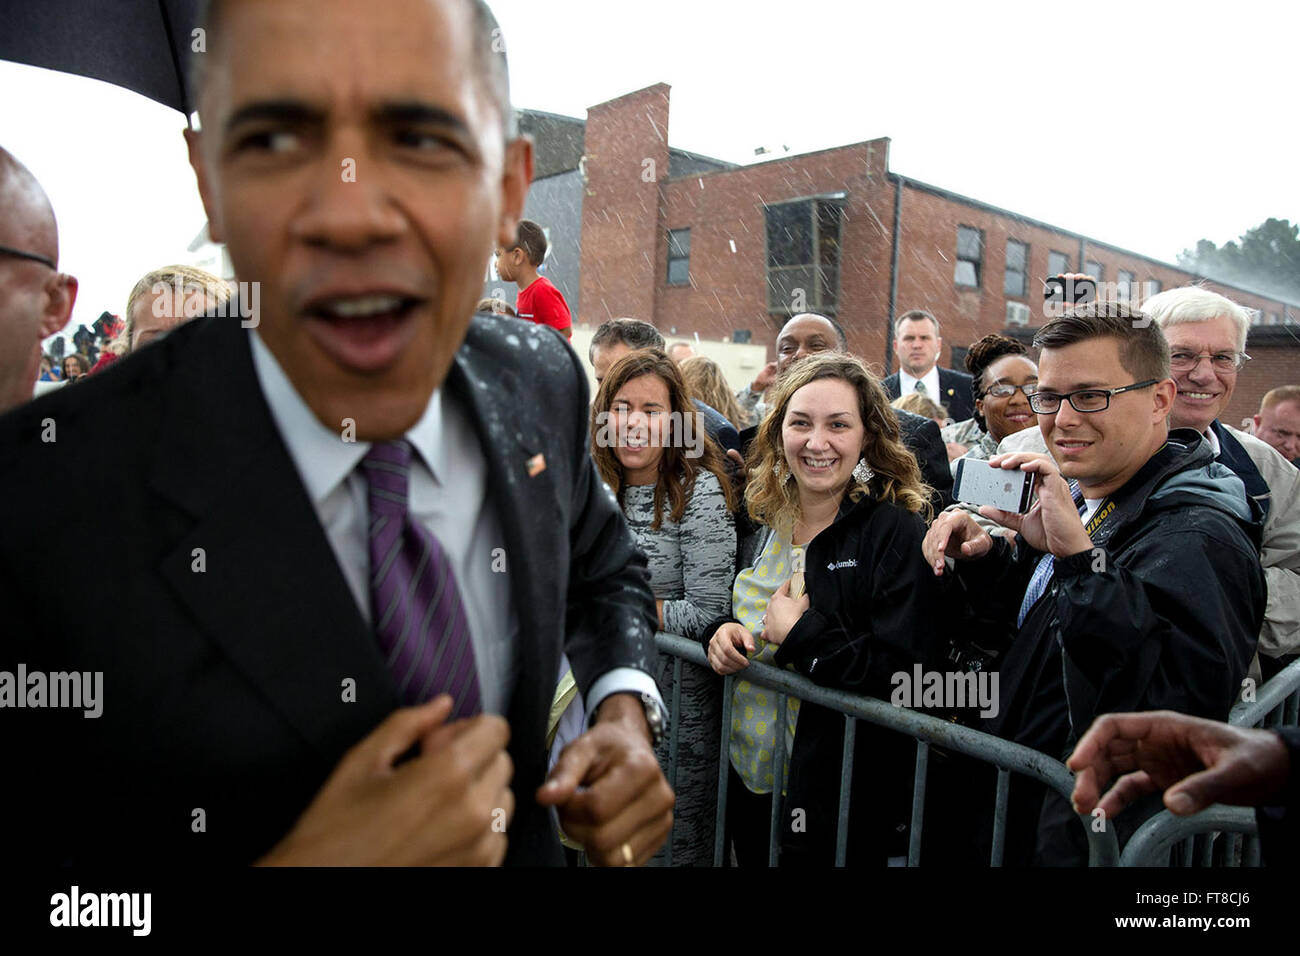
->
xmin=526 ymin=453 xmax=546 ymax=477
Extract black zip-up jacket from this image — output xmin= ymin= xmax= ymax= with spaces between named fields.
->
xmin=702 ymin=491 xmax=949 ymax=865
xmin=946 ymin=429 xmax=1266 ymax=864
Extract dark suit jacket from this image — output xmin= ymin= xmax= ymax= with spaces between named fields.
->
xmin=882 ymin=367 xmax=975 ymax=423
xmin=0 ymin=311 xmax=658 ymax=866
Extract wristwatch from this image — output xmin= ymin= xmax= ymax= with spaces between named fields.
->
xmin=640 ymin=691 xmax=668 ymax=748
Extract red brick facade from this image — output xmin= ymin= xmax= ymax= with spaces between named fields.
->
xmin=577 ymin=84 xmax=1299 ymax=426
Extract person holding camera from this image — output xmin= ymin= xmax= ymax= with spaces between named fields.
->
xmin=922 ymin=302 xmax=1265 ymax=865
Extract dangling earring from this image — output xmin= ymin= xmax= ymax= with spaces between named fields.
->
xmin=853 ymin=458 xmax=874 ymax=485
xmin=773 ymin=459 xmax=790 ymax=483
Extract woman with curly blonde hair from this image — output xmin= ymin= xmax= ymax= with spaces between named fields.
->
xmin=700 ymin=352 xmax=946 ymax=866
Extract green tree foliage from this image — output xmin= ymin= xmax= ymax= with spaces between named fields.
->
xmin=1178 ymin=218 xmax=1300 ymax=304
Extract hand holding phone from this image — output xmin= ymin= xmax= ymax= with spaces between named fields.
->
xmin=954 ymin=457 xmax=1036 ymax=513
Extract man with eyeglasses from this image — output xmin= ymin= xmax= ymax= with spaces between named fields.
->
xmin=923 ymin=302 xmax=1264 ymax=865
xmin=996 ymin=286 xmax=1300 ymax=676
xmin=0 ymin=147 xmax=78 ymax=412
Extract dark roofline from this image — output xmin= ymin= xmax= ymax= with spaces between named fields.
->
xmin=894 ymin=173 xmax=1300 ymax=310
xmin=667 ymin=146 xmax=737 ymax=170
xmin=517 ymin=106 xmax=585 ymax=125
xmin=666 ymin=137 xmax=883 ymax=184
xmin=1003 ymin=324 xmax=1300 ymax=349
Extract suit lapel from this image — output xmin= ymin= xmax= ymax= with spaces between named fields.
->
xmin=445 ymin=335 xmax=564 ymax=725
xmin=148 ymin=317 xmax=397 ymax=758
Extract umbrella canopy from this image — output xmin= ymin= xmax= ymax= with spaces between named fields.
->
xmin=0 ymin=0 xmax=202 ymax=116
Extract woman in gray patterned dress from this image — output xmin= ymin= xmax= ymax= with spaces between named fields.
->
xmin=591 ymin=349 xmax=737 ymax=866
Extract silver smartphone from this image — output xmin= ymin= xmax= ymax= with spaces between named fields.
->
xmin=953 ymin=457 xmax=1036 ymax=513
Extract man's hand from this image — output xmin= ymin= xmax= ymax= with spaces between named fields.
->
xmin=537 ymin=693 xmax=674 ymax=866
xmin=763 ymin=579 xmax=808 ymax=646
xmin=979 ymin=452 xmax=1092 ymax=559
xmin=946 ymin=441 xmax=970 ymax=461
xmin=751 ymin=361 xmax=778 ymax=394
xmin=258 ymin=695 xmax=514 ymax=866
xmin=1068 ymin=711 xmax=1291 ymax=820
xmin=922 ymin=509 xmax=994 ymax=575
xmin=708 ymin=622 xmax=755 ymax=674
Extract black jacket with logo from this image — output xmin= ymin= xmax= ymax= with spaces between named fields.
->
xmin=946 ymin=429 xmax=1266 ymax=864
xmin=702 ymin=491 xmax=949 ymax=865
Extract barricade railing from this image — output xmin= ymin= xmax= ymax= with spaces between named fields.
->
xmin=656 ymin=637 xmax=1300 ymax=868
xmin=1118 ymin=656 xmax=1300 ymax=867
xmin=654 ymin=633 xmax=1120 ymax=867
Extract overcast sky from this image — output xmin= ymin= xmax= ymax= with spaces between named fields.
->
xmin=2 ymin=0 xmax=1295 ymax=343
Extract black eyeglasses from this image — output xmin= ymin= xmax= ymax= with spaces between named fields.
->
xmin=1028 ymin=379 xmax=1159 ymax=414
xmin=0 ymin=244 xmax=56 ymax=270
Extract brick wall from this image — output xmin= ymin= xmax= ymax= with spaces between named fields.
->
xmin=575 ymin=84 xmax=1300 ymax=408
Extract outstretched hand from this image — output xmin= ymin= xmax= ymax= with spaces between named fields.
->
xmin=1068 ymin=710 xmax=1291 ymax=820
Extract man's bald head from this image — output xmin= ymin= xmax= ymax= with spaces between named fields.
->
xmin=0 ymin=148 xmax=59 ymax=267
xmin=774 ymin=312 xmax=847 ymax=376
xmin=0 ymin=147 xmax=78 ymax=413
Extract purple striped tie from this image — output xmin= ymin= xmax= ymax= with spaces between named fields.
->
xmin=362 ymin=440 xmax=481 ymax=717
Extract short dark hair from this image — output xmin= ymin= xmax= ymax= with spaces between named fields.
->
xmin=192 ymin=0 xmax=517 ymax=138
xmin=590 ymin=318 xmax=664 ymax=363
xmin=1032 ymin=301 xmax=1170 ymax=382
xmin=895 ymin=310 xmax=940 ymax=337
xmin=513 ymin=220 xmax=548 ymax=266
xmin=784 ymin=312 xmax=847 ymax=351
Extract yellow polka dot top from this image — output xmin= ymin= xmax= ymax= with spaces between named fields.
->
xmin=729 ymin=528 xmax=802 ymax=795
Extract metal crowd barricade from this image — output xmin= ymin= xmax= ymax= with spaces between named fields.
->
xmin=1119 ymin=657 xmax=1300 ymax=867
xmin=654 ymin=633 xmax=1120 ymax=867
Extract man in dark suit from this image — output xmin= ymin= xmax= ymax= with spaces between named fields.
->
xmin=737 ymin=312 xmax=953 ymax=511
xmin=881 ymin=310 xmax=975 ymax=423
xmin=0 ymin=0 xmax=671 ymax=867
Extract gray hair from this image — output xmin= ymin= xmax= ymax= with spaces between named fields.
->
xmin=590 ymin=318 xmax=665 ymax=363
xmin=1141 ymin=285 xmax=1251 ymax=353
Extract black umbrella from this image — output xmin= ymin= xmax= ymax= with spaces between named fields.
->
xmin=0 ymin=0 xmax=202 ymax=118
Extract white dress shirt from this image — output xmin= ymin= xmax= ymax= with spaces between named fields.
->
xmin=249 ymin=331 xmax=660 ymax=721
xmin=899 ymin=365 xmax=941 ymax=401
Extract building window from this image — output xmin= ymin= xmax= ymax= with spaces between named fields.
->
xmin=955 ymin=226 xmax=983 ymax=287
xmin=1048 ymin=251 xmax=1071 ymax=276
xmin=1117 ymin=270 xmax=1136 ymax=301
xmin=1004 ymin=240 xmax=1028 ymax=296
xmin=1085 ymin=260 xmax=1103 ymax=280
xmin=667 ymin=229 xmax=691 ymax=286
xmin=765 ymin=198 xmax=843 ymax=315
xmin=1268 ymin=312 xmax=1280 ymax=325
xmin=1143 ymin=279 xmax=1162 ymax=300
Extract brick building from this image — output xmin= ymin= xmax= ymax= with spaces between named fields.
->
xmin=502 ymin=83 xmax=1298 ymax=425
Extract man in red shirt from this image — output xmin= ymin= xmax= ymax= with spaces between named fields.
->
xmin=494 ymin=219 xmax=572 ymax=339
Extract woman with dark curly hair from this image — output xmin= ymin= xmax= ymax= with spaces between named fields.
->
xmin=701 ymin=352 xmax=947 ymax=866
xmin=945 ymin=334 xmax=1039 ymax=468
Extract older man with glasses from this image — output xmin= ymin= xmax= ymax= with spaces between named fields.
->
xmin=0 ymin=147 xmax=78 ymax=412
xmin=996 ymin=286 xmax=1300 ymax=676
xmin=924 ymin=302 xmax=1264 ymax=865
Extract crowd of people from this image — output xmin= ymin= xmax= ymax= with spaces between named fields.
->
xmin=2 ymin=0 xmax=1299 ymax=870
